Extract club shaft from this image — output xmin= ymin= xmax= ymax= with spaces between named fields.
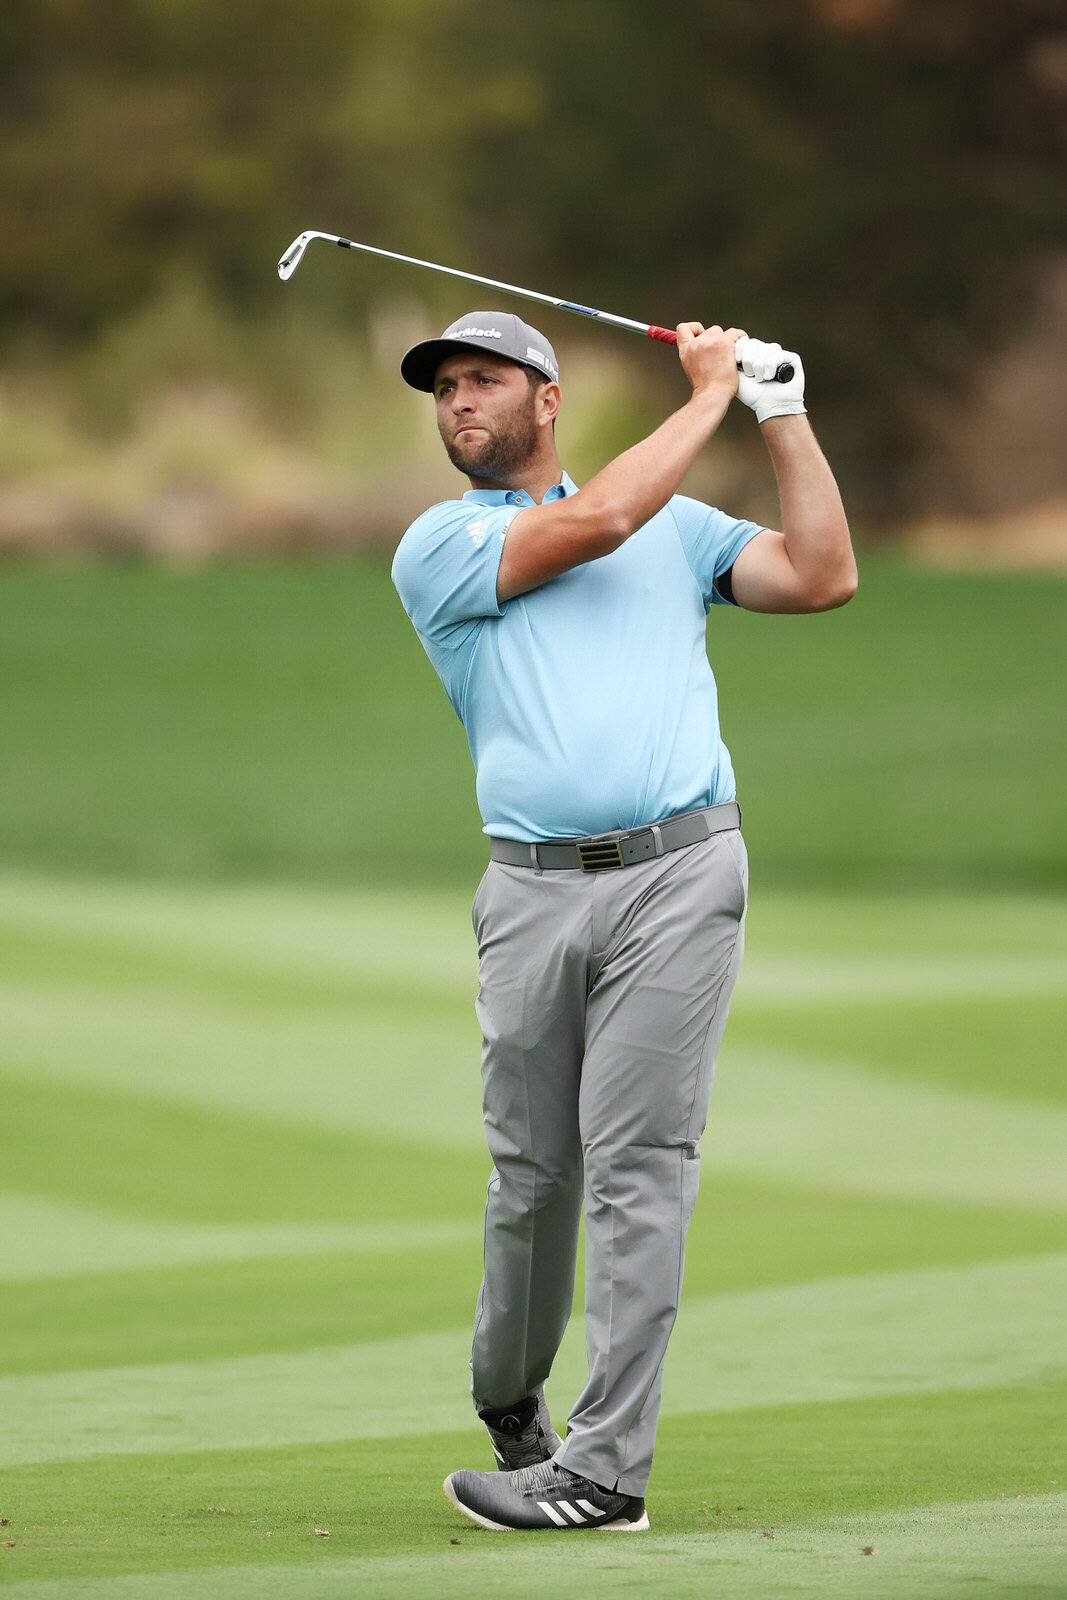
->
xmin=278 ymin=232 xmax=794 ymax=381
xmin=325 ymin=234 xmax=650 ymax=333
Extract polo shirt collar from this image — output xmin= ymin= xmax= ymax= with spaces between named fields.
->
xmin=462 ymin=471 xmax=577 ymax=509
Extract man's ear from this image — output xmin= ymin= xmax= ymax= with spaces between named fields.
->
xmin=539 ymin=383 xmax=561 ymax=427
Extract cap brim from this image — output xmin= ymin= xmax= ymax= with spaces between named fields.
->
xmin=399 ymin=339 xmax=483 ymax=392
xmin=401 ymin=336 xmax=542 ymax=392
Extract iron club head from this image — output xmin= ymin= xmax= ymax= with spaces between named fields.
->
xmin=277 ymin=232 xmax=315 ymax=280
xmin=278 ymin=232 xmax=356 ymax=281
xmin=278 ymin=231 xmax=351 ymax=280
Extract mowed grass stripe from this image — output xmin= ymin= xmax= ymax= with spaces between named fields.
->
xmin=710 ymin=1045 xmax=1067 ymax=1211
xmin=8 ymin=1495 xmax=1063 ymax=1600
xmin=6 ymin=1179 xmax=1064 ymax=1375
xmin=3 ymin=873 xmax=1065 ymax=1007
xmin=8 ymin=1164 xmax=1062 ymax=1296
xmin=0 ymin=874 xmax=481 ymax=996
xmin=1 ymin=1075 xmax=484 ymax=1225
xmin=0 ymin=1194 xmax=481 ymax=1281
xmin=5 ymin=1000 xmax=1065 ymax=1209
xmin=0 ymin=921 xmax=472 ymax=1024
xmin=3 ymin=1254 xmax=1062 ymax=1467
xmin=731 ymin=993 xmax=1067 ymax=1104
xmin=0 ymin=1241 xmax=483 ymax=1376
xmin=6 ymin=1187 xmax=1064 ymax=1376
xmin=0 ymin=987 xmax=487 ymax=1152
xmin=1 ymin=1392 xmax=1061 ymax=1590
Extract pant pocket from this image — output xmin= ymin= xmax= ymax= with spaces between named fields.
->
xmin=471 ymin=861 xmax=496 ymax=940
xmin=719 ymin=829 xmax=748 ymax=917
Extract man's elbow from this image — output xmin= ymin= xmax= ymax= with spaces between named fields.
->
xmin=828 ymin=560 xmax=859 ymax=608
xmin=805 ymin=559 xmax=858 ymax=612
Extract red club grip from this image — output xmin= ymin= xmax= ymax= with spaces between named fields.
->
xmin=648 ymin=325 xmax=795 ymax=383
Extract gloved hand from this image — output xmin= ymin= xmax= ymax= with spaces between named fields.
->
xmin=734 ymin=337 xmax=806 ymax=424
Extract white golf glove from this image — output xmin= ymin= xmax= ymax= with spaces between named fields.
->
xmin=735 ymin=337 xmax=806 ymax=424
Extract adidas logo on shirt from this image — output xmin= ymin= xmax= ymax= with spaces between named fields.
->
xmin=465 ymin=513 xmax=493 ymax=548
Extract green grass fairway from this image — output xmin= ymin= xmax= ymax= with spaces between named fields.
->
xmin=1 ymin=561 xmax=1063 ymax=1595
xmin=1 ymin=874 xmax=1064 ymax=1598
xmin=0 ymin=560 xmax=1064 ymax=891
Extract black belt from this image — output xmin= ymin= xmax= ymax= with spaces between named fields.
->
xmin=489 ymin=801 xmax=741 ymax=872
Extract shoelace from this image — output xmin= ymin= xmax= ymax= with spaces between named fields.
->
xmin=490 ymin=1420 xmax=552 ymax=1469
xmin=511 ymin=1459 xmax=606 ymax=1500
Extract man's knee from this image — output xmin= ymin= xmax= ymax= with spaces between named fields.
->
xmin=489 ymin=1150 xmax=584 ymax=1218
xmin=582 ymin=1136 xmax=701 ymax=1218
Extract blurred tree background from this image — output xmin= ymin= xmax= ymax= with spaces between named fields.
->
xmin=0 ymin=0 xmax=1065 ymax=556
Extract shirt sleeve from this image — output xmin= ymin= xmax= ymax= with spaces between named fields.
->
xmin=669 ymin=495 xmax=765 ymax=610
xmin=391 ymin=500 xmax=520 ymax=645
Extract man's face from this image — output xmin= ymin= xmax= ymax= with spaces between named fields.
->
xmin=433 ymin=352 xmax=541 ymax=484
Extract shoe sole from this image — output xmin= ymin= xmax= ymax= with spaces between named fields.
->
xmin=443 ymin=1475 xmax=650 ymax=1532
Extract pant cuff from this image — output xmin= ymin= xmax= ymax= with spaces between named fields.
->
xmin=555 ymin=1440 xmax=649 ymax=1498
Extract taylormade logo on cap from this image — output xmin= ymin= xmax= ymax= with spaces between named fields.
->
xmin=452 ymin=325 xmax=503 ymax=339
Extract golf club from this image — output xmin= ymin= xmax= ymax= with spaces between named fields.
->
xmin=277 ymin=230 xmax=795 ymax=383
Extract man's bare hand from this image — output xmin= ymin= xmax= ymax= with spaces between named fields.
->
xmin=676 ymin=323 xmax=747 ymax=400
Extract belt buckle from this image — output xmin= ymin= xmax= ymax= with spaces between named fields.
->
xmin=576 ymin=837 xmax=625 ymax=872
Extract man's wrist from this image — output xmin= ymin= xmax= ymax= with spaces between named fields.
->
xmin=756 ymin=401 xmax=806 ymax=427
xmin=759 ymin=413 xmax=818 ymax=467
xmin=759 ymin=410 xmax=810 ymax=436
xmin=687 ymin=383 xmax=734 ymax=424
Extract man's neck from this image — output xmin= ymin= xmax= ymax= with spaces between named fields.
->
xmin=467 ymin=453 xmax=564 ymax=504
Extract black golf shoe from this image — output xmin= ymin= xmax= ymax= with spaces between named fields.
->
xmin=443 ymin=1458 xmax=649 ymax=1531
xmin=478 ymin=1393 xmax=563 ymax=1471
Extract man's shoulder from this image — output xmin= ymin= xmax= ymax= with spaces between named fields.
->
xmin=391 ymin=495 xmax=514 ymax=632
xmin=634 ymin=495 xmax=723 ymax=554
xmin=393 ymin=499 xmax=469 ymax=580
xmin=664 ymin=492 xmax=715 ymax=523
xmin=666 ymin=493 xmax=760 ymax=542
xmin=401 ymin=497 xmax=471 ymax=541
xmin=395 ymin=496 xmax=520 ymax=577
xmin=636 ymin=494 xmax=724 ymax=544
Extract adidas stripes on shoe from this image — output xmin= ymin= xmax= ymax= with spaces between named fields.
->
xmin=443 ymin=1458 xmax=649 ymax=1532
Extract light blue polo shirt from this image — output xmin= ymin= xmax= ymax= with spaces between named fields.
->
xmin=391 ymin=472 xmax=762 ymax=842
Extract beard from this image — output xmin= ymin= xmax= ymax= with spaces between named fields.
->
xmin=442 ymin=394 xmax=540 ymax=483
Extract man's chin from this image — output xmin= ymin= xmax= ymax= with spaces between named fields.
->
xmin=448 ymin=444 xmax=508 ymax=481
xmin=443 ymin=413 xmax=539 ymax=481
xmin=450 ymin=434 xmax=487 ymax=465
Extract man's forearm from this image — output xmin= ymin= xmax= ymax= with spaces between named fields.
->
xmin=577 ymin=384 xmax=734 ymax=547
xmin=761 ymin=415 xmax=857 ymax=608
xmin=496 ymin=323 xmax=745 ymax=602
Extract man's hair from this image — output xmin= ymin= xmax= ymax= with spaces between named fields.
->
xmin=520 ymin=363 xmax=550 ymax=393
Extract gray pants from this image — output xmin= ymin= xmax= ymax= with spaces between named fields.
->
xmin=469 ymin=826 xmax=747 ymax=1495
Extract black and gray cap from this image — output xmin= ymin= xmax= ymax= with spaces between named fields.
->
xmin=401 ymin=311 xmax=559 ymax=392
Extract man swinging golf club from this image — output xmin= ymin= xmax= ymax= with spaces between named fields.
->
xmin=391 ymin=309 xmax=857 ymax=1532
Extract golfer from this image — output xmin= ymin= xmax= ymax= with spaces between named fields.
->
xmin=391 ymin=311 xmax=856 ymax=1532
